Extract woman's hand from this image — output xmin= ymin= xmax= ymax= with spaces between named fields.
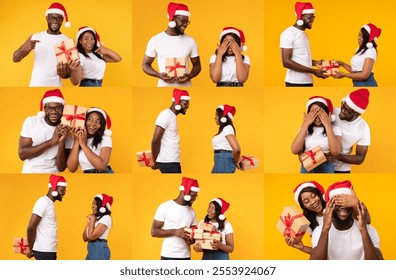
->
xmin=229 ymin=39 xmax=242 ymax=57
xmin=317 ymin=108 xmax=331 ymax=128
xmin=211 ymin=239 xmax=220 ymax=250
xmin=302 ymin=109 xmax=318 ymax=127
xmin=77 ymin=127 xmax=88 ymax=147
xmin=334 ymin=194 xmax=359 ymax=208
xmin=285 ymin=236 xmax=304 ymax=250
xmin=217 ymin=38 xmax=231 ymax=56
xmin=333 ymin=70 xmax=345 ymax=79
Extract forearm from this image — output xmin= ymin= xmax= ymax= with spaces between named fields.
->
xmin=151 ymin=227 xmax=177 ymax=238
xmin=300 ymin=245 xmax=313 ymax=255
xmin=26 ymin=229 xmax=36 ymax=252
xmin=209 ymin=57 xmax=223 ymax=83
xmin=235 ymin=56 xmax=249 ymax=83
xmin=66 ymin=144 xmax=80 ymax=172
xmin=19 ymin=139 xmax=56 ymax=160
xmin=103 ymin=49 xmax=122 ymax=62
xmin=70 ymin=67 xmax=82 ymax=86
xmin=337 ymin=153 xmax=366 ymax=165
xmin=324 ymin=127 xmax=341 ymax=156
xmin=80 ymin=145 xmax=109 ymax=172
xmin=142 ymin=63 xmax=160 ymax=78
xmin=188 ymin=62 xmax=201 ymax=80
xmin=310 ymin=230 xmax=329 ymax=260
xmin=291 ymin=126 xmax=308 ymax=154
xmin=283 ymin=59 xmax=314 ymax=74
xmin=218 ymin=242 xmax=233 ymax=253
xmin=361 ymin=230 xmax=383 ymax=260
xmin=13 ymin=47 xmax=31 ymax=62
xmin=151 ymin=141 xmax=161 ymax=163
xmin=55 ymin=144 xmax=68 ymax=172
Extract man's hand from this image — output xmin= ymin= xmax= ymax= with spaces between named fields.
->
xmin=159 ymin=72 xmax=176 ymax=83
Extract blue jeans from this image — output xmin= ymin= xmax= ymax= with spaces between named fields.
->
xmin=83 ymin=166 xmax=114 ymax=173
xmin=285 ymin=82 xmax=313 ymax=87
xmin=161 ymin=256 xmax=190 ymax=260
xmin=85 ymin=241 xmax=110 ymax=260
xmin=79 ymin=79 xmax=103 ymax=87
xmin=300 ymin=162 xmax=334 ymax=173
xmin=202 ymin=250 xmax=230 ymax=260
xmin=33 ymin=250 xmax=57 ymax=260
xmin=157 ymin=162 xmax=181 ymax=173
xmin=353 ymin=73 xmax=377 ymax=87
xmin=212 ymin=153 xmax=236 ymax=173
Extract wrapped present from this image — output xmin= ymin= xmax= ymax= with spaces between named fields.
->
xmin=196 ymin=239 xmax=216 ymax=250
xmin=13 ymin=237 xmax=30 ymax=254
xmin=199 ymin=222 xmax=215 ymax=232
xmin=165 ymin=57 xmax=186 ymax=77
xmin=322 ymin=60 xmax=339 ymax=76
xmin=203 ymin=231 xmax=221 ymax=241
xmin=241 ymin=155 xmax=259 ymax=171
xmin=54 ymin=38 xmax=79 ymax=64
xmin=136 ymin=151 xmax=154 ymax=167
xmin=61 ymin=104 xmax=87 ymax=128
xmin=184 ymin=227 xmax=203 ymax=239
xmin=276 ymin=206 xmax=310 ymax=243
xmin=301 ymin=146 xmax=326 ymax=172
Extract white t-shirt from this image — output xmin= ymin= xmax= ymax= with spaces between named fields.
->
xmin=30 ymin=31 xmax=69 ymax=87
xmin=32 ymin=196 xmax=57 ymax=252
xmin=145 ymin=31 xmax=199 ymax=87
xmin=198 ymin=220 xmax=233 ymax=245
xmin=304 ymin=125 xmax=342 ymax=153
xmin=212 ymin=125 xmax=234 ymax=151
xmin=79 ymin=52 xmax=106 ymax=80
xmin=74 ymin=136 xmax=112 ymax=171
xmin=350 ymin=48 xmax=377 ymax=72
xmin=307 ymin=215 xmax=323 ymax=236
xmin=154 ymin=200 xmax=197 ymax=258
xmin=311 ymin=220 xmax=380 ymax=260
xmin=95 ymin=215 xmax=112 ymax=240
xmin=209 ymin=54 xmax=250 ymax=83
xmin=280 ymin=26 xmax=313 ymax=84
xmin=20 ymin=116 xmax=73 ymax=173
xmin=333 ymin=108 xmax=370 ymax=172
xmin=155 ymin=108 xmax=180 ymax=163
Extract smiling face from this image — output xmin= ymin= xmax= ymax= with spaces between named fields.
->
xmin=173 ymin=15 xmax=190 ymax=35
xmin=55 ymin=186 xmax=66 ymax=202
xmin=92 ymin=199 xmax=98 ymax=214
xmin=44 ymin=102 xmax=63 ymax=126
xmin=178 ymin=100 xmax=190 ymax=115
xmin=302 ymin=13 xmax=315 ymax=29
xmin=46 ymin=13 xmax=63 ymax=34
xmin=207 ymin=202 xmax=217 ymax=220
xmin=300 ymin=191 xmax=323 ymax=214
xmin=85 ymin=112 xmax=103 ymax=137
xmin=79 ymin=31 xmax=96 ymax=53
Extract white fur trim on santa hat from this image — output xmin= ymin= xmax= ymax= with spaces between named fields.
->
xmin=345 ymin=95 xmax=365 ymax=114
xmin=328 ymin=188 xmax=353 ymax=200
xmin=294 ymin=182 xmax=316 ymax=204
xmin=302 ymin=9 xmax=315 ymax=14
xmin=190 ymin=186 xmax=199 ymax=192
xmin=76 ymin=27 xmax=96 ymax=42
xmin=43 ymin=96 xmax=65 ymax=105
xmin=306 ymin=97 xmax=328 ymax=111
xmin=88 ymin=108 xmax=107 ymax=121
xmin=172 ymin=96 xmax=191 ymax=102
xmin=219 ymin=29 xmax=240 ymax=40
xmin=46 ymin=8 xmax=65 ymax=17
xmin=174 ymin=10 xmax=190 ymax=17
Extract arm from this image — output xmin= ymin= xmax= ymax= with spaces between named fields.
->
xmin=209 ymin=39 xmax=230 ymax=83
xmin=215 ymin=233 xmax=234 ymax=253
xmin=336 ymin=145 xmax=368 ymax=165
xmin=177 ymin=56 xmax=201 ymax=84
xmin=57 ymin=62 xmax=71 ymax=79
xmin=69 ymin=59 xmax=83 ymax=86
xmin=334 ymin=58 xmax=374 ymax=81
xmin=281 ymin=48 xmax=327 ymax=79
xmin=291 ymin=111 xmax=317 ymax=154
xmin=96 ymin=45 xmax=122 ymax=62
xmin=66 ymin=133 xmax=80 ymax=172
xmin=85 ymin=214 xmax=108 ymax=241
xmin=26 ymin=214 xmax=42 ymax=258
xmin=151 ymin=125 xmax=165 ymax=169
xmin=13 ymin=35 xmax=39 ymax=62
xmin=225 ymin=134 xmax=241 ymax=168
xmin=230 ymin=41 xmax=250 ymax=83
xmin=285 ymin=237 xmax=312 ymax=255
xmin=55 ymin=125 xmax=70 ymax=172
xmin=150 ymin=219 xmax=189 ymax=239
xmin=142 ymin=55 xmax=176 ymax=83
xmin=318 ymin=109 xmax=341 ymax=156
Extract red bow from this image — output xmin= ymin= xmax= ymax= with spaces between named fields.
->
xmin=280 ymin=213 xmax=305 ymax=238
xmin=242 ymin=156 xmax=255 ymax=166
xmin=14 ymin=238 xmax=29 ymax=254
xmin=56 ymin=41 xmax=77 ymax=62
xmin=166 ymin=58 xmax=186 ymax=77
xmin=64 ymin=106 xmax=86 ymax=127
xmin=138 ymin=152 xmax=152 ymax=166
xmin=323 ymin=61 xmax=339 ymax=75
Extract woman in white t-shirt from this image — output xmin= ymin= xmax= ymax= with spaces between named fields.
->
xmin=194 ymin=198 xmax=234 ymax=260
xmin=209 ymin=27 xmax=250 ymax=87
xmin=70 ymin=26 xmax=122 ymax=87
xmin=334 ymin=23 xmax=381 ymax=87
xmin=291 ymin=96 xmax=342 ymax=173
xmin=67 ymin=107 xmax=114 ymax=173
xmin=83 ymin=193 xmax=113 ymax=260
xmin=211 ymin=104 xmax=243 ymax=173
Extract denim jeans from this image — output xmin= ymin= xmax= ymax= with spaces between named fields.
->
xmin=161 ymin=256 xmax=190 ymax=260
xmin=202 ymin=250 xmax=230 ymax=260
xmin=285 ymin=82 xmax=313 ymax=87
xmin=211 ymin=153 xmax=236 ymax=173
xmin=300 ymin=162 xmax=334 ymax=173
xmin=83 ymin=166 xmax=114 ymax=173
xmin=33 ymin=250 xmax=57 ymax=260
xmin=353 ymin=73 xmax=377 ymax=87
xmin=85 ymin=241 xmax=110 ymax=260
xmin=157 ymin=162 xmax=182 ymax=173
xmin=79 ymin=79 xmax=103 ymax=87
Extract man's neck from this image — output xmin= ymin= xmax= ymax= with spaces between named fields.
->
xmin=293 ymin=24 xmax=305 ymax=31
xmin=165 ymin=28 xmax=180 ymax=36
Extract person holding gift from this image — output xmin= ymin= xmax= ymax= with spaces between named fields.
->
xmin=280 ymin=2 xmax=327 ymax=87
xmin=83 ymin=194 xmax=113 ymax=260
xmin=151 ymin=177 xmax=199 ymax=260
xmin=211 ymin=104 xmax=243 ymax=173
xmin=142 ymin=2 xmax=201 ymax=87
xmin=13 ymin=2 xmax=73 ymax=86
xmin=193 ymin=198 xmax=234 ymax=260
xmin=209 ymin=27 xmax=250 ymax=87
xmin=291 ymin=96 xmax=342 ymax=173
xmin=19 ymin=89 xmax=72 ymax=173
xmin=67 ymin=107 xmax=114 ymax=173
xmin=69 ymin=26 xmax=122 ymax=87
xmin=333 ymin=23 xmax=381 ymax=87
xmin=310 ymin=181 xmax=383 ymax=260
xmin=26 ymin=175 xmax=68 ymax=260
xmin=151 ymin=88 xmax=190 ymax=173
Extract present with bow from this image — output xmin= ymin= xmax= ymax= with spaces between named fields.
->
xmin=276 ymin=206 xmax=310 ymax=243
xmin=54 ymin=39 xmax=79 ymax=64
xmin=136 ymin=150 xmax=154 ymax=167
xmin=61 ymin=104 xmax=87 ymax=128
xmin=199 ymin=222 xmax=215 ymax=232
xmin=241 ymin=155 xmax=259 ymax=170
xmin=196 ymin=239 xmax=216 ymax=250
xmin=184 ymin=226 xmax=203 ymax=239
xmin=165 ymin=57 xmax=186 ymax=77
xmin=322 ymin=60 xmax=339 ymax=76
xmin=202 ymin=231 xmax=221 ymax=241
xmin=300 ymin=146 xmax=326 ymax=172
xmin=13 ymin=237 xmax=30 ymax=254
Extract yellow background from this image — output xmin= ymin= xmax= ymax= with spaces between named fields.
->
xmin=264 ymin=0 xmax=394 ymax=86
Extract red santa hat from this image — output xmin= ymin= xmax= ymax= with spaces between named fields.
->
xmin=38 ymin=89 xmax=65 ymax=117
xmin=87 ymin=107 xmax=112 ymax=136
xmin=218 ymin=104 xmax=236 ymax=123
xmin=219 ymin=26 xmax=247 ymax=51
xmin=76 ymin=26 xmax=102 ymax=47
xmin=344 ymin=88 xmax=370 ymax=114
xmin=306 ymin=96 xmax=335 ymax=121
xmin=362 ymin=23 xmax=381 ymax=49
xmin=45 ymin=2 xmax=71 ymax=28
xmin=324 ymin=180 xmax=353 ymax=202
xmin=48 ymin=174 xmax=67 ymax=197
xmin=172 ymin=88 xmax=190 ymax=110
xmin=295 ymin=2 xmax=315 ymax=26
xmin=179 ymin=177 xmax=200 ymax=201
xmin=95 ymin=194 xmax=113 ymax=213
xmin=211 ymin=197 xmax=230 ymax=220
xmin=293 ymin=181 xmax=324 ymax=205
xmin=167 ymin=2 xmax=190 ymax=28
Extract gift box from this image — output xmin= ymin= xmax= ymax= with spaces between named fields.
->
xmin=13 ymin=237 xmax=30 ymax=254
xmin=300 ymin=146 xmax=326 ymax=172
xmin=322 ymin=60 xmax=339 ymax=76
xmin=61 ymin=104 xmax=87 ymax=128
xmin=54 ymin=38 xmax=79 ymax=64
xmin=276 ymin=206 xmax=310 ymax=243
xmin=203 ymin=231 xmax=221 ymax=241
xmin=165 ymin=57 xmax=186 ymax=77
xmin=184 ymin=227 xmax=203 ymax=239
xmin=199 ymin=222 xmax=215 ymax=232
xmin=196 ymin=239 xmax=216 ymax=250
xmin=241 ymin=155 xmax=259 ymax=170
xmin=136 ymin=151 xmax=154 ymax=167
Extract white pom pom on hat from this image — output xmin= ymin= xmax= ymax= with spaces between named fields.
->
xmin=179 ymin=177 xmax=199 ymax=201
xmin=362 ymin=23 xmax=381 ymax=49
xmin=211 ymin=198 xmax=230 ymax=220
xmin=167 ymin=2 xmax=190 ymax=28
xmin=46 ymin=2 xmax=71 ymax=28
xmin=95 ymin=194 xmax=113 ymax=213
xmin=218 ymin=104 xmax=236 ymax=123
xmin=294 ymin=2 xmax=315 ymax=26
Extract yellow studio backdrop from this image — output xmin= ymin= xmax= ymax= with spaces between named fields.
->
xmin=264 ymin=0 xmax=394 ymax=86
xmin=0 ymin=0 xmax=132 ymax=87
xmin=132 ymin=0 xmax=264 ymax=87
xmin=131 ymin=87 xmax=264 ymax=174
xmin=264 ymin=174 xmax=396 ymax=260
xmin=263 ymin=87 xmax=396 ymax=173
xmin=0 ymin=87 xmax=133 ymax=173
xmin=131 ymin=173 xmax=264 ymax=260
xmin=1 ymin=174 xmax=133 ymax=260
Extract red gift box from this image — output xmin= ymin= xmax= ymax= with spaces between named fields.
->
xmin=165 ymin=57 xmax=186 ymax=77
xmin=322 ymin=60 xmax=339 ymax=76
xmin=54 ymin=39 xmax=79 ymax=64
xmin=241 ymin=155 xmax=259 ymax=170
xmin=276 ymin=206 xmax=310 ymax=243
xmin=61 ymin=104 xmax=87 ymax=128
xmin=13 ymin=237 xmax=30 ymax=254
xmin=136 ymin=151 xmax=154 ymax=167
xmin=300 ymin=146 xmax=326 ymax=172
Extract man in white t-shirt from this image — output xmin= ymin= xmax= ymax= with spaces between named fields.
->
xmin=26 ymin=175 xmax=68 ymax=260
xmin=151 ymin=177 xmax=199 ymax=260
xmin=310 ymin=180 xmax=383 ymax=260
xmin=330 ymin=88 xmax=370 ymax=173
xmin=151 ymin=88 xmax=190 ymax=173
xmin=13 ymin=3 xmax=72 ymax=86
xmin=142 ymin=2 xmax=201 ymax=87
xmin=19 ymin=89 xmax=71 ymax=173
xmin=280 ymin=2 xmax=327 ymax=86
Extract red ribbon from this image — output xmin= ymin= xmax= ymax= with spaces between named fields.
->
xmin=323 ymin=61 xmax=339 ymax=75
xmin=63 ymin=106 xmax=86 ymax=127
xmin=138 ymin=152 xmax=152 ymax=166
xmin=302 ymin=150 xmax=317 ymax=164
xmin=280 ymin=213 xmax=306 ymax=238
xmin=242 ymin=156 xmax=255 ymax=167
xmin=165 ymin=58 xmax=186 ymax=77
xmin=55 ymin=41 xmax=77 ymax=62
xmin=14 ymin=238 xmax=29 ymax=254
